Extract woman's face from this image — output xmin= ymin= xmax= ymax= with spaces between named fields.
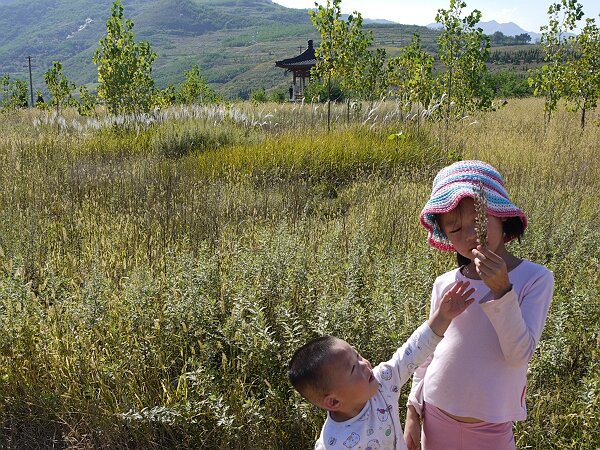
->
xmin=437 ymin=197 xmax=506 ymax=261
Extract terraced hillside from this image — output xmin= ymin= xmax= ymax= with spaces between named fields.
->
xmin=0 ymin=0 xmax=439 ymax=98
xmin=1 ymin=0 xmax=541 ymax=99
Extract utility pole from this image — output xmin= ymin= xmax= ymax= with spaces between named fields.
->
xmin=27 ymin=56 xmax=34 ymax=107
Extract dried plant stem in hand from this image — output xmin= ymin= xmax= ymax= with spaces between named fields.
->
xmin=474 ymin=180 xmax=488 ymax=246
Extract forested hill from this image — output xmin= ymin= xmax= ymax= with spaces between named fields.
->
xmin=0 ymin=0 xmax=439 ymax=98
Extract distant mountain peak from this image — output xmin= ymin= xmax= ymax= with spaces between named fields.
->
xmin=426 ymin=19 xmax=541 ymax=41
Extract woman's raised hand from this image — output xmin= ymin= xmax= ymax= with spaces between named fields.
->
xmin=471 ymin=245 xmax=512 ymax=298
xmin=438 ymin=280 xmax=476 ymax=320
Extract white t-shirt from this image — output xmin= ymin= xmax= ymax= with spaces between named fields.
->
xmin=408 ymin=260 xmax=554 ymax=423
xmin=315 ymin=322 xmax=442 ymax=450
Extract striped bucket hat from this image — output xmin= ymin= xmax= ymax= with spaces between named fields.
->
xmin=420 ymin=160 xmax=527 ymax=251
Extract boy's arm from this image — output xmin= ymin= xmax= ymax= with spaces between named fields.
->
xmin=385 ymin=321 xmax=443 ymax=387
xmin=406 ymin=280 xmax=440 ymax=416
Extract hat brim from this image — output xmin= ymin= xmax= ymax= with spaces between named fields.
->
xmin=420 ymin=183 xmax=527 ymax=252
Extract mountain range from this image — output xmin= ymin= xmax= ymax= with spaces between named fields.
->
xmin=426 ymin=20 xmax=542 ymax=42
xmin=0 ymin=0 xmax=538 ymax=99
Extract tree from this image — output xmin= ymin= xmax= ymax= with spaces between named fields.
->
xmin=44 ymin=61 xmax=75 ymax=116
xmin=309 ymin=0 xmax=344 ymax=131
xmin=269 ymin=89 xmax=287 ymax=103
xmin=435 ymin=0 xmax=492 ymax=129
xmin=0 ymin=74 xmax=28 ymax=111
xmin=176 ymin=65 xmax=217 ymax=105
xmin=515 ymin=33 xmax=532 ymax=44
xmin=529 ymin=0 xmax=584 ymax=125
xmin=77 ymin=85 xmax=96 ymax=116
xmin=387 ymin=34 xmax=434 ymax=123
xmin=303 ymin=79 xmax=344 ymax=103
xmin=93 ymin=0 xmax=156 ymax=115
xmin=35 ymin=90 xmax=46 ymax=108
xmin=492 ymin=31 xmax=506 ymax=44
xmin=564 ymin=16 xmax=600 ymax=129
xmin=250 ymin=87 xmax=268 ymax=104
xmin=333 ymin=10 xmax=380 ymax=119
xmin=354 ymin=47 xmax=388 ymax=105
xmin=153 ymin=84 xmax=176 ymax=110
xmin=310 ymin=1 xmax=383 ymax=128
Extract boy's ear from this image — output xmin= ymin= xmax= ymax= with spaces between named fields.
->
xmin=322 ymin=394 xmax=341 ymax=411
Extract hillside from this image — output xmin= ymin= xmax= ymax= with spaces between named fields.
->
xmin=0 ymin=0 xmax=539 ymax=99
xmin=0 ymin=0 xmax=445 ymax=98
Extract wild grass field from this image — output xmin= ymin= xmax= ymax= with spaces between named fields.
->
xmin=0 ymin=99 xmax=598 ymax=449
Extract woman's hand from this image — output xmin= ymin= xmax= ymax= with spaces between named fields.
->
xmin=404 ymin=405 xmax=422 ymax=450
xmin=428 ymin=280 xmax=475 ymax=337
xmin=471 ymin=245 xmax=512 ymax=298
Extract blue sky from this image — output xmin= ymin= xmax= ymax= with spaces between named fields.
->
xmin=272 ymin=0 xmax=598 ymax=33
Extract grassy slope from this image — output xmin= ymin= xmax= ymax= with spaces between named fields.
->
xmin=0 ymin=100 xmax=597 ymax=448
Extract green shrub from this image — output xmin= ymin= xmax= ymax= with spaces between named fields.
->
xmin=250 ymin=87 xmax=268 ymax=104
xmin=149 ymin=120 xmax=262 ymax=158
xmin=485 ymin=70 xmax=533 ymax=98
xmin=304 ymin=79 xmax=344 ymax=103
xmin=269 ymin=88 xmax=287 ymax=103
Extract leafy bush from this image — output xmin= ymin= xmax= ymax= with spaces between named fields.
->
xmin=176 ymin=65 xmax=219 ymax=105
xmin=250 ymin=87 xmax=268 ymax=104
xmin=304 ymin=79 xmax=344 ymax=103
xmin=269 ymin=88 xmax=287 ymax=103
xmin=485 ymin=70 xmax=533 ymax=98
xmin=0 ymin=74 xmax=29 ymax=111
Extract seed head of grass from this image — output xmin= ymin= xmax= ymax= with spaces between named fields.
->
xmin=474 ymin=180 xmax=488 ymax=246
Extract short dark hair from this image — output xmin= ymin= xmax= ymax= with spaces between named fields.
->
xmin=288 ymin=335 xmax=338 ymax=399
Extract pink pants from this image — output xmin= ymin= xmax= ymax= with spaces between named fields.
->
xmin=422 ymin=402 xmax=516 ymax=450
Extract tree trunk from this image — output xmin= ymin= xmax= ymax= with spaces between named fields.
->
xmin=347 ymin=99 xmax=350 ymax=124
xmin=327 ymin=72 xmax=331 ymax=132
xmin=445 ymin=68 xmax=453 ymax=152
xmin=581 ymin=107 xmax=586 ymax=130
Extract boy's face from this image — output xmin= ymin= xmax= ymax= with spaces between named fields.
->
xmin=320 ymin=339 xmax=379 ymax=420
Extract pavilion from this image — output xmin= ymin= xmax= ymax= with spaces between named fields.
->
xmin=275 ymin=39 xmax=316 ymax=101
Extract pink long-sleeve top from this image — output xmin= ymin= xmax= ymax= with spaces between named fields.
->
xmin=408 ymin=260 xmax=554 ymax=423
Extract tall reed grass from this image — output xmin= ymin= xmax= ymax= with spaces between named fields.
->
xmin=0 ymin=99 xmax=598 ymax=448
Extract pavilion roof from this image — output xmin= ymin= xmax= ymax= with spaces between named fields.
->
xmin=275 ymin=40 xmax=317 ymax=70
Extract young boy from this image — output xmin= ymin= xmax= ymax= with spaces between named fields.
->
xmin=288 ymin=281 xmax=475 ymax=450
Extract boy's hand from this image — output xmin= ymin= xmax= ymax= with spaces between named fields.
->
xmin=471 ymin=245 xmax=512 ymax=298
xmin=428 ymin=281 xmax=475 ymax=337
